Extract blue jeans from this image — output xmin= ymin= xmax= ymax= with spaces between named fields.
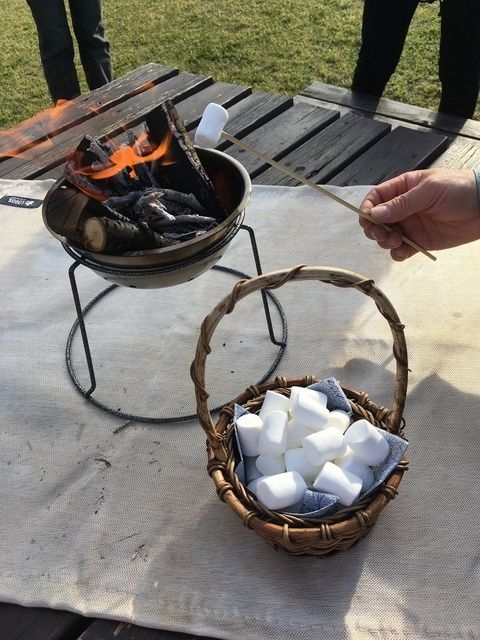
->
xmin=26 ymin=0 xmax=113 ymax=102
xmin=351 ymin=0 xmax=480 ymax=118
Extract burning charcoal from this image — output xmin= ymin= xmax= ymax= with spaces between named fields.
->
xmin=148 ymin=213 xmax=217 ymax=231
xmin=104 ymin=191 xmax=176 ymax=229
xmin=134 ymin=192 xmax=177 ymax=225
xmin=126 ymin=130 xmax=159 ymax=188
xmin=65 ymin=162 xmax=116 ymax=201
xmin=66 ymin=135 xmax=138 ymax=197
xmin=172 ymin=214 xmax=216 ymax=226
xmin=161 ymin=228 xmax=207 ymax=241
xmin=145 ymin=100 xmax=227 ymax=222
xmin=103 ymin=190 xmax=216 ymax=235
xmin=81 ymin=136 xmax=112 ymax=165
xmin=102 ymin=191 xmax=142 ymax=213
xmin=160 ymin=188 xmax=207 ymax=214
xmin=82 ymin=216 xmax=178 ymax=253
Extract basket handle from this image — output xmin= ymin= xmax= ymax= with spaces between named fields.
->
xmin=191 ymin=264 xmax=408 ymax=443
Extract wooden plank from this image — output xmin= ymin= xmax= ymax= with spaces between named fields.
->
xmin=429 ymin=136 xmax=480 ymax=169
xmin=219 ymin=102 xmax=340 ymax=176
xmin=79 ymin=619 xmax=214 ymax=639
xmin=217 ymin=92 xmax=293 ymax=143
xmin=0 ymin=603 xmax=90 ymax=640
xmin=300 ymin=81 xmax=480 ymax=141
xmin=254 ymin=112 xmax=390 ymax=186
xmin=176 ymin=81 xmax=252 ymax=129
xmin=0 ymin=72 xmax=214 ymax=180
xmin=0 ymin=64 xmax=178 ymax=158
xmin=329 ymin=125 xmax=448 ymax=186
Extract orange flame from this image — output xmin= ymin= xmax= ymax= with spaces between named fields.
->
xmin=77 ymin=129 xmax=173 ymax=180
xmin=0 ymin=100 xmax=71 ymax=160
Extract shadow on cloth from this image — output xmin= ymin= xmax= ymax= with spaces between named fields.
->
xmin=132 ymin=497 xmax=367 ymax=638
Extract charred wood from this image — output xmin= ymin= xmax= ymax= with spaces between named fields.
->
xmin=145 ymin=100 xmax=227 ymax=222
xmin=126 ymin=129 xmax=159 ymax=188
xmin=82 ymin=216 xmax=178 ymax=253
xmin=61 ymin=100 xmax=228 ymax=255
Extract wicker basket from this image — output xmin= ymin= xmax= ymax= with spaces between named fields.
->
xmin=191 ymin=264 xmax=409 ymax=555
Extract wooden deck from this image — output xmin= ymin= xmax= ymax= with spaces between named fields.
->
xmin=298 ymin=80 xmax=480 ymax=171
xmin=5 ymin=62 xmax=476 ymax=188
xmin=1 ymin=64 xmax=479 ymax=640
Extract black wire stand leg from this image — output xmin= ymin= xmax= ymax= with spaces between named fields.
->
xmin=67 ymin=259 xmax=99 ymax=397
xmin=240 ymin=223 xmax=285 ymax=347
xmin=63 ymin=224 xmax=288 ymax=423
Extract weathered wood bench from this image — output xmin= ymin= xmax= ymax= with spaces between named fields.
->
xmin=298 ymin=80 xmax=480 ymax=170
xmin=1 ymin=65 xmax=455 ymax=189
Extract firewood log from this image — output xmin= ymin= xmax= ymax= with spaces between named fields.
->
xmin=46 ymin=183 xmax=98 ymax=244
xmin=82 ymin=216 xmax=177 ymax=253
xmin=145 ymin=100 xmax=227 ymax=222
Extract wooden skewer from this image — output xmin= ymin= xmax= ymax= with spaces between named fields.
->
xmin=221 ymin=130 xmax=436 ymax=261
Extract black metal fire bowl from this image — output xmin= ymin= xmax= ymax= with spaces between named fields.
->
xmin=42 ymin=147 xmax=251 ymax=288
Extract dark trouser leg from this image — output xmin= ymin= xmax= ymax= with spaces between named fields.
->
xmin=68 ymin=0 xmax=113 ymax=91
xmin=351 ymin=0 xmax=419 ymax=96
xmin=438 ymin=0 xmax=480 ymax=118
xmin=26 ymin=0 xmax=80 ymax=102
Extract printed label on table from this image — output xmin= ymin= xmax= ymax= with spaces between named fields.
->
xmin=0 ymin=195 xmax=43 ymax=209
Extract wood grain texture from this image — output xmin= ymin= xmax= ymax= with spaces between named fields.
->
xmin=253 ymin=112 xmax=390 ymax=185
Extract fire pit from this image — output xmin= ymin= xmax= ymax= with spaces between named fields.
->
xmin=40 ymin=100 xmax=287 ymax=422
xmin=42 ymin=101 xmax=251 ymax=288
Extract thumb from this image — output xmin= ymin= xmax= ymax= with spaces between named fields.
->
xmin=370 ymin=188 xmax=426 ymax=224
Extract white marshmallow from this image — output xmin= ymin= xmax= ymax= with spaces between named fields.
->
xmin=258 ymin=390 xmax=291 ymax=420
xmin=344 ymin=419 xmax=390 ymax=466
xmin=335 ymin=448 xmax=374 ymax=492
xmin=324 ymin=409 xmax=351 ymax=433
xmin=255 ymin=454 xmax=285 ymax=476
xmin=258 ymin=410 xmax=288 ymax=456
xmin=288 ymin=386 xmax=328 ymax=410
xmin=289 ymin=391 xmax=330 ymax=430
xmin=312 ymin=461 xmax=363 ymax=506
xmin=256 ymin=471 xmax=307 ymax=510
xmin=303 ymin=427 xmax=347 ymax=467
xmin=247 ymin=477 xmax=264 ymax=495
xmin=286 ymin=417 xmax=312 ymax=449
xmin=244 ymin=455 xmax=262 ymax=482
xmin=194 ymin=102 xmax=228 ymax=148
xmin=235 ymin=412 xmax=263 ymax=457
xmin=284 ymin=448 xmax=321 ymax=483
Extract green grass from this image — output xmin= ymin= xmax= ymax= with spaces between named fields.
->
xmin=1 ymin=0 xmax=474 ymax=130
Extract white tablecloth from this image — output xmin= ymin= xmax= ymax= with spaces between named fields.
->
xmin=1 ymin=179 xmax=479 ymax=640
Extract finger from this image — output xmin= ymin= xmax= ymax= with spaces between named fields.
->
xmin=361 ymin=220 xmax=404 ymax=251
xmin=390 ymin=243 xmax=418 ymax=261
xmin=360 ymin=218 xmax=385 ymax=240
xmin=375 ymin=230 xmax=403 ymax=250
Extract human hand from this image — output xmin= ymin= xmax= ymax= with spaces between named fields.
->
xmin=359 ymin=169 xmax=480 ymax=260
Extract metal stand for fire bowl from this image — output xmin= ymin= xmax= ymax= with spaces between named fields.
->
xmin=62 ymin=224 xmax=288 ymax=423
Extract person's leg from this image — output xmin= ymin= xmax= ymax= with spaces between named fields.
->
xmin=68 ymin=0 xmax=113 ymax=91
xmin=26 ymin=0 xmax=80 ymax=102
xmin=438 ymin=0 xmax=480 ymax=118
xmin=352 ymin=0 xmax=419 ymax=96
